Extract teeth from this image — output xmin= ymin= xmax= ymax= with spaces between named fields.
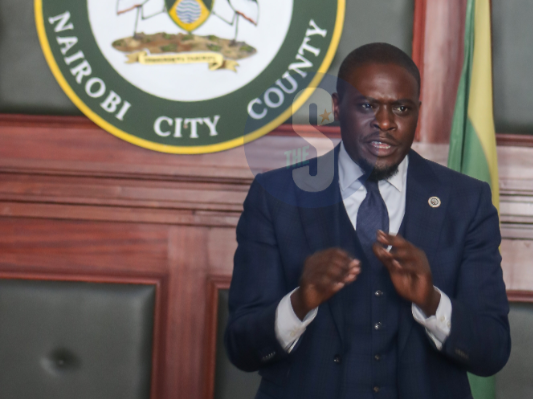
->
xmin=370 ymin=141 xmax=391 ymax=149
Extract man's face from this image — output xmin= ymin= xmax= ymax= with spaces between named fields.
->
xmin=332 ymin=62 xmax=420 ymax=179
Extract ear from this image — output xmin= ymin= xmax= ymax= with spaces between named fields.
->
xmin=332 ymin=92 xmax=341 ymax=121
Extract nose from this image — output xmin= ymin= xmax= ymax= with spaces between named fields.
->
xmin=372 ymin=106 xmax=396 ymax=132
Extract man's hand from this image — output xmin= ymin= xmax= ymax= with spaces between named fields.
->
xmin=373 ymin=230 xmax=441 ymax=316
xmin=291 ymin=249 xmax=361 ymax=321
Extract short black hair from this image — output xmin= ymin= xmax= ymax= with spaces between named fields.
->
xmin=337 ymin=42 xmax=421 ymax=98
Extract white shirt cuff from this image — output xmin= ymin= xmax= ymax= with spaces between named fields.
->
xmin=275 ymin=288 xmax=318 ymax=352
xmin=412 ymin=287 xmax=452 ymax=350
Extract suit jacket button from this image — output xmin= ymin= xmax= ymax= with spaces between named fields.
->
xmin=375 ymin=290 xmax=383 ymax=297
xmin=333 ymin=354 xmax=341 ymax=364
xmin=374 ymin=322 xmax=382 ymax=330
xmin=374 ymin=354 xmax=381 ymax=361
xmin=373 ymin=386 xmax=380 ymax=393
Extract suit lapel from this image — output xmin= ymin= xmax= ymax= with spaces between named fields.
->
xmin=398 ymin=150 xmax=450 ymax=354
xmin=297 ymin=145 xmax=347 ymax=346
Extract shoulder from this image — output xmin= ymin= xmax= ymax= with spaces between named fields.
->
xmin=256 ymin=144 xmax=338 ymax=187
xmin=255 ymin=162 xmax=297 ymax=187
xmin=244 ymin=163 xmax=302 ymax=216
xmin=409 ymin=150 xmax=488 ymax=193
xmin=251 ymin=147 xmax=338 ymax=209
xmin=250 ymin=164 xmax=298 ymax=204
xmin=408 ymin=150 xmax=496 ymax=225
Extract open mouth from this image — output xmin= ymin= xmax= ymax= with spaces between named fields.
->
xmin=370 ymin=141 xmax=392 ymax=150
xmin=365 ymin=140 xmax=397 ymax=156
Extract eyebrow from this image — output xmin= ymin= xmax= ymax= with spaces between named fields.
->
xmin=355 ymin=95 xmax=417 ymax=104
xmin=394 ymin=98 xmax=417 ymax=104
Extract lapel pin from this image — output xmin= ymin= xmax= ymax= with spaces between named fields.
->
xmin=428 ymin=196 xmax=441 ymax=208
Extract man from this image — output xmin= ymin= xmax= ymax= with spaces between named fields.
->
xmin=225 ymin=43 xmax=510 ymax=399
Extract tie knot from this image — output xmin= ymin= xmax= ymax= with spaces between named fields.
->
xmin=362 ymin=178 xmax=380 ymax=194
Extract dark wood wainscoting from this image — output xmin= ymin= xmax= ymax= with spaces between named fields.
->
xmin=0 ymin=115 xmax=247 ymax=399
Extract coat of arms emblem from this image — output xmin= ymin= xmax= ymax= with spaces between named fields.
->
xmin=35 ymin=0 xmax=344 ymax=153
xmin=113 ymin=0 xmax=259 ymax=71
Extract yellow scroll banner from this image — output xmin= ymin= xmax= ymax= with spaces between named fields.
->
xmin=125 ymin=51 xmax=239 ymax=72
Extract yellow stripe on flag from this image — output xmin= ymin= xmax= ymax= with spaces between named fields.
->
xmin=467 ymin=0 xmax=499 ymax=209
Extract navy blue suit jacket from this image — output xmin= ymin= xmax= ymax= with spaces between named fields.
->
xmin=225 ymin=147 xmax=510 ymax=399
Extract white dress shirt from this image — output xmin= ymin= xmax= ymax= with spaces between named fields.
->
xmin=275 ymin=142 xmax=452 ymax=351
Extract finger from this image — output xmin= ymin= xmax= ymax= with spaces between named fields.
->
xmin=337 ymin=264 xmax=362 ymax=288
xmin=389 ymin=246 xmax=413 ymax=262
xmin=335 ymin=254 xmax=357 ymax=268
xmin=321 ymin=260 xmax=356 ymax=284
xmin=385 ymin=255 xmax=418 ymax=274
xmin=329 ymin=263 xmax=361 ymax=290
xmin=342 ymin=272 xmax=358 ymax=285
xmin=317 ymin=274 xmax=342 ymax=292
xmin=315 ymin=249 xmax=349 ymax=269
xmin=376 ymin=230 xmax=403 ymax=244
xmin=373 ymin=243 xmax=402 ymax=272
xmin=348 ymin=259 xmax=361 ymax=272
xmin=330 ymin=255 xmax=357 ymax=276
xmin=322 ymin=263 xmax=348 ymax=280
xmin=345 ymin=261 xmax=361 ymax=280
xmin=389 ymin=246 xmax=428 ymax=273
xmin=373 ymin=244 xmax=409 ymax=269
xmin=389 ymin=259 xmax=402 ymax=271
xmin=386 ymin=234 xmax=406 ymax=249
xmin=337 ymin=260 xmax=361 ymax=281
xmin=331 ymin=256 xmax=353 ymax=269
xmin=322 ymin=248 xmax=348 ymax=261
xmin=377 ymin=230 xmax=410 ymax=249
xmin=332 ymin=281 xmax=346 ymax=293
xmin=373 ymin=241 xmax=393 ymax=261
xmin=376 ymin=230 xmax=391 ymax=246
xmin=389 ymin=257 xmax=422 ymax=273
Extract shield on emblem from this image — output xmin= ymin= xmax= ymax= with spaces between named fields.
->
xmin=166 ymin=0 xmax=214 ymax=33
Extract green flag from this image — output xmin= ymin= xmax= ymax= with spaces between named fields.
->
xmin=448 ymin=0 xmax=499 ymax=398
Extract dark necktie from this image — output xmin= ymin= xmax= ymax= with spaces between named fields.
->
xmin=356 ymin=179 xmax=390 ymax=255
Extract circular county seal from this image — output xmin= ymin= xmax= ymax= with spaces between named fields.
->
xmin=35 ymin=0 xmax=345 ymax=153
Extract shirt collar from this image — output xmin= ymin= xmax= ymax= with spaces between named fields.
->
xmin=338 ymin=142 xmax=408 ymax=193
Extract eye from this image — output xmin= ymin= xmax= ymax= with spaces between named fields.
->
xmin=360 ymin=103 xmax=373 ymax=110
xmin=396 ymin=105 xmax=409 ymax=113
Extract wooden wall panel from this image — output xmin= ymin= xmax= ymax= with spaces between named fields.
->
xmin=166 ymin=226 xmax=208 ymax=398
xmin=203 ymin=275 xmax=232 ymax=399
xmin=0 ymin=218 xmax=168 ymax=272
xmin=0 ymin=115 xmax=253 ymax=183
xmin=413 ymin=0 xmax=467 ymax=143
